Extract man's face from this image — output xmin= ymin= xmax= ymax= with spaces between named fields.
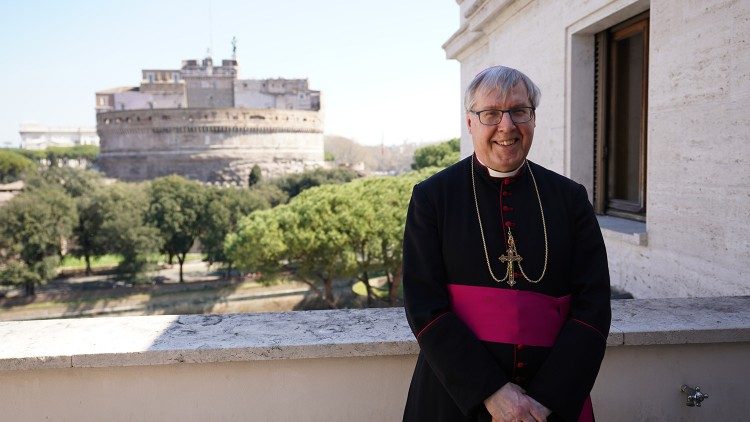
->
xmin=467 ymin=83 xmax=535 ymax=172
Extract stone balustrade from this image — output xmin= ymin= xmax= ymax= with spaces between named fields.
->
xmin=1 ymin=297 xmax=749 ymax=421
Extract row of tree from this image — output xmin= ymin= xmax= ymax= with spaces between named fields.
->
xmin=0 ymin=146 xmax=101 ymax=184
xmin=0 ymin=166 xmax=359 ymax=296
xmin=12 ymin=145 xmax=101 ymax=164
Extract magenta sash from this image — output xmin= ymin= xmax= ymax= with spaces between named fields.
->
xmin=447 ymin=284 xmax=571 ymax=347
xmin=448 ymin=285 xmax=593 ymax=422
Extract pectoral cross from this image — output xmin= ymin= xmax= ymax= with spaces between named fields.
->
xmin=499 ymin=229 xmax=522 ymax=286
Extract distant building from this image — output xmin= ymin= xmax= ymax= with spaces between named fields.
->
xmin=19 ymin=124 xmax=99 ymax=150
xmin=95 ymin=57 xmax=324 ymax=184
xmin=444 ymin=0 xmax=749 ymax=298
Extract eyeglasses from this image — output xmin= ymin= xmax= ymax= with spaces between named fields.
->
xmin=470 ymin=107 xmax=535 ymax=125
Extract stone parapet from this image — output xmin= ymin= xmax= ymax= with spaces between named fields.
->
xmin=97 ymin=108 xmax=322 ymax=135
xmin=1 ymin=297 xmax=749 ymax=421
xmin=1 ymin=297 xmax=749 ymax=372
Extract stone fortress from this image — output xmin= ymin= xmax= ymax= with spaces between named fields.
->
xmin=95 ymin=55 xmax=324 ymax=184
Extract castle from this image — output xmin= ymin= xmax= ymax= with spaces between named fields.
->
xmin=95 ymin=57 xmax=324 ymax=184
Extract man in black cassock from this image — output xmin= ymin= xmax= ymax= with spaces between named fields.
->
xmin=402 ymin=66 xmax=611 ymax=422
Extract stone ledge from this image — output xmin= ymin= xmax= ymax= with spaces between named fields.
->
xmin=1 ymin=297 xmax=749 ymax=372
xmin=598 ymin=215 xmax=648 ymax=246
xmin=609 ymin=296 xmax=750 ymax=346
xmin=0 ymin=309 xmax=418 ymax=372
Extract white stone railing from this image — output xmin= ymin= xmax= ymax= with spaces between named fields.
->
xmin=1 ymin=297 xmax=749 ymax=421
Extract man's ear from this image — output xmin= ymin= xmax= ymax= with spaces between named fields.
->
xmin=466 ymin=113 xmax=473 ymax=134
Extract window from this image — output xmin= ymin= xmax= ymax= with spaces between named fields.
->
xmin=594 ymin=11 xmax=649 ymax=221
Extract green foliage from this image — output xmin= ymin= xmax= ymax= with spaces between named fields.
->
xmin=411 ymin=138 xmax=460 ymax=170
xmin=9 ymin=148 xmax=46 ymax=162
xmin=10 ymin=145 xmax=99 ymax=164
xmin=247 ymin=164 xmax=262 ymax=187
xmin=225 ymin=208 xmax=289 ymax=275
xmin=270 ymin=168 xmax=360 ymax=199
xmin=73 ymin=182 xmax=160 ymax=280
xmin=200 ymin=186 xmax=271 ymax=270
xmin=105 ymin=184 xmax=161 ymax=280
xmin=0 ymin=150 xmax=36 ymax=183
xmin=24 ymin=166 xmax=103 ymax=198
xmin=146 ymin=175 xmax=208 ymax=282
xmin=61 ymin=171 xmax=110 ymax=274
xmin=71 ymin=186 xmax=107 ymax=275
xmin=339 ymin=174 xmax=423 ymax=305
xmin=0 ymin=187 xmax=77 ymax=295
xmin=282 ymin=186 xmax=358 ymax=305
xmin=248 ymin=182 xmax=289 ymax=207
xmin=47 ymin=145 xmax=99 ymax=162
xmin=324 ymin=151 xmax=335 ymax=162
xmin=227 ymin=169 xmax=433 ymax=307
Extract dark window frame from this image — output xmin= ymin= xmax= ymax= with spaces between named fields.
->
xmin=594 ymin=11 xmax=649 ymax=221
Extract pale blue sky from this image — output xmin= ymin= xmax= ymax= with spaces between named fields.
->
xmin=0 ymin=0 xmax=461 ymax=147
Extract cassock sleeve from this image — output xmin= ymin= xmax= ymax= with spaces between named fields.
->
xmin=525 ymin=184 xmax=612 ymax=421
xmin=402 ymin=183 xmax=509 ymax=416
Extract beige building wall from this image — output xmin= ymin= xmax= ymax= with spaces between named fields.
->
xmin=444 ymin=0 xmax=750 ymax=298
xmin=0 ymin=356 xmax=416 ymax=422
xmin=1 ymin=343 xmax=748 ymax=421
xmin=184 ymin=75 xmax=236 ymax=108
xmin=19 ymin=123 xmax=99 ymax=149
xmin=234 ymin=79 xmax=320 ymax=111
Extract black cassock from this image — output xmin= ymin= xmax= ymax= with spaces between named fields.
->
xmin=402 ymin=155 xmax=611 ymax=422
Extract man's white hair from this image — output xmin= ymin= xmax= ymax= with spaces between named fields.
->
xmin=464 ymin=66 xmax=541 ymax=112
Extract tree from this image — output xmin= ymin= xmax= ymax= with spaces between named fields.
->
xmin=359 ymin=175 xmax=418 ymax=305
xmin=0 ymin=150 xmax=35 ymax=183
xmin=227 ymin=192 xmax=356 ymax=308
xmin=71 ymin=182 xmax=159 ymax=279
xmin=24 ymin=167 xmax=106 ymax=275
xmin=71 ymin=188 xmax=107 ymax=275
xmin=24 ymin=166 xmax=103 ymax=198
xmin=248 ymin=182 xmax=288 ymax=207
xmin=226 ymin=168 xmax=438 ymax=308
xmin=225 ymin=208 xmax=288 ymax=275
xmin=283 ymin=187 xmax=357 ymax=306
xmin=247 ymin=164 xmax=262 ymax=187
xmin=146 ymin=175 xmax=207 ymax=283
xmin=9 ymin=146 xmax=99 ymax=168
xmin=200 ymin=186 xmax=270 ymax=272
xmin=46 ymin=145 xmax=99 ymax=163
xmin=411 ymin=138 xmax=460 ymax=170
xmin=100 ymin=183 xmax=161 ymax=280
xmin=0 ymin=187 xmax=77 ymax=296
xmin=270 ymin=168 xmax=360 ymax=199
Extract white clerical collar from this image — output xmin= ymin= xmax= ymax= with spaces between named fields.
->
xmin=475 ymin=156 xmax=524 ymax=178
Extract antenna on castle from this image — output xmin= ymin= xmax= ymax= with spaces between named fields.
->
xmin=231 ymin=36 xmax=238 ymax=60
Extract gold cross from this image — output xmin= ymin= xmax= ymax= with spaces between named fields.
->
xmin=499 ymin=228 xmax=522 ymax=286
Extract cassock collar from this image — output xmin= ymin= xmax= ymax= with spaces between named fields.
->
xmin=471 ymin=154 xmax=528 ymax=185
